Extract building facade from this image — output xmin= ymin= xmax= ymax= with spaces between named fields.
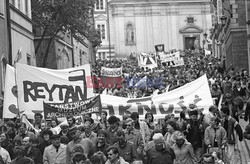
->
xmin=9 ymin=0 xmax=36 ymax=66
xmin=211 ymin=0 xmax=248 ymax=72
xmin=0 ymin=0 xmax=9 ymax=94
xmin=0 ymin=0 xmax=36 ymax=93
xmin=108 ymin=0 xmax=212 ymax=58
xmin=246 ymin=0 xmax=250 ymax=73
xmin=94 ymin=0 xmax=115 ymax=60
xmin=73 ymin=37 xmax=95 ymax=67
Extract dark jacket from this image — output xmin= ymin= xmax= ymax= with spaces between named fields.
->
xmin=88 ymin=142 xmax=110 ymax=159
xmin=244 ymin=100 xmax=250 ymax=123
xmin=185 ymin=119 xmax=204 ymax=150
xmin=10 ymin=157 xmax=34 ymax=164
xmin=114 ymin=141 xmax=140 ymax=163
xmin=146 ymin=146 xmax=175 ymax=164
xmin=26 ymin=146 xmax=42 ymax=164
xmin=223 ymin=116 xmax=243 ymax=144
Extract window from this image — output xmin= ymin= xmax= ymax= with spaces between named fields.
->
xmin=97 ymin=24 xmax=106 ymax=40
xmin=102 ymin=52 xmax=105 ymax=59
xmin=25 ymin=0 xmax=29 ymax=16
xmin=79 ymin=50 xmax=82 ymax=65
xmin=100 ymin=0 xmax=104 ymax=10
xmin=10 ymin=0 xmax=15 ymax=6
xmin=95 ymin=0 xmax=104 ymax=10
xmin=187 ymin=17 xmax=194 ymax=24
xmin=0 ymin=0 xmax=4 ymax=15
xmin=125 ymin=23 xmax=136 ymax=45
xmin=18 ymin=0 xmax=21 ymax=10
xmin=98 ymin=52 xmax=101 ymax=59
xmin=27 ymin=54 xmax=31 ymax=65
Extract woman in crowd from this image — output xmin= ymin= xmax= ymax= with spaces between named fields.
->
xmin=144 ymin=112 xmax=156 ymax=132
xmin=204 ymin=116 xmax=227 ymax=151
xmin=163 ymin=121 xmax=179 ymax=147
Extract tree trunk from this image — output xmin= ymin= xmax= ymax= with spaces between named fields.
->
xmin=35 ymin=26 xmax=48 ymax=54
xmin=42 ymin=36 xmax=54 ymax=67
xmin=42 ymin=28 xmax=61 ymax=67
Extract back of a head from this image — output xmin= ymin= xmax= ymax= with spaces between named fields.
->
xmin=221 ymin=106 xmax=230 ymax=116
xmin=17 ymin=157 xmax=34 ymax=164
xmin=72 ymin=153 xmax=87 ymax=164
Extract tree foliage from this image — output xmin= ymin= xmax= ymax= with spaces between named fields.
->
xmin=32 ymin=0 xmax=101 ymax=67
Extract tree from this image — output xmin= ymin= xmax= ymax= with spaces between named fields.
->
xmin=32 ymin=0 xmax=101 ymax=67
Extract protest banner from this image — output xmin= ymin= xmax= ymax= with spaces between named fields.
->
xmin=3 ymin=64 xmax=19 ymax=118
xmin=43 ymin=95 xmax=101 ymax=119
xmin=99 ymin=67 xmax=123 ymax=88
xmin=101 ymin=75 xmax=213 ymax=119
xmin=15 ymin=63 xmax=93 ymax=119
xmin=162 ymin=58 xmax=184 ymax=67
xmin=138 ymin=53 xmax=157 ymax=69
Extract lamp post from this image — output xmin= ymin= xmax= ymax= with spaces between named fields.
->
xmin=220 ymin=15 xmax=227 ymax=26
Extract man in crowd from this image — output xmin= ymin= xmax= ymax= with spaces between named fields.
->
xmin=221 ymin=106 xmax=243 ymax=164
xmin=6 ymin=120 xmax=16 ymax=142
xmin=67 ymin=116 xmax=76 ymax=130
xmin=22 ymin=136 xmax=42 ymax=164
xmin=124 ymin=118 xmax=144 ymax=156
xmin=114 ymin=130 xmax=140 ymax=163
xmin=130 ymin=112 xmax=150 ymax=146
xmin=88 ymin=129 xmax=110 ymax=161
xmin=33 ymin=113 xmax=43 ymax=131
xmin=14 ymin=123 xmax=35 ymax=142
xmin=106 ymin=116 xmax=122 ymax=145
xmin=66 ymin=127 xmax=93 ymax=163
xmin=81 ymin=118 xmax=97 ymax=145
xmin=172 ymin=131 xmax=198 ymax=163
xmin=146 ymin=133 xmax=175 ymax=164
xmin=185 ymin=109 xmax=204 ymax=162
xmin=106 ymin=146 xmax=129 ymax=164
xmin=43 ymin=134 xmax=67 ymax=164
xmin=59 ymin=123 xmax=70 ymax=144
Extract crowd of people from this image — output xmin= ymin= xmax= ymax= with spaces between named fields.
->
xmin=0 ymin=52 xmax=250 ymax=164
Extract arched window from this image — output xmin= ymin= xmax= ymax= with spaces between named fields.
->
xmin=125 ymin=23 xmax=135 ymax=45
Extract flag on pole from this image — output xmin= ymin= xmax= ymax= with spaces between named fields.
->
xmin=21 ymin=115 xmax=39 ymax=135
xmin=14 ymin=47 xmax=22 ymax=66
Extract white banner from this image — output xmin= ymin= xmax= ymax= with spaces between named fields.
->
xmin=3 ymin=65 xmax=19 ymax=118
xmin=138 ymin=53 xmax=158 ymax=69
xmin=15 ymin=63 xmax=93 ymax=119
xmin=101 ymin=75 xmax=213 ymax=119
xmin=101 ymin=67 xmax=122 ymax=77
xmin=163 ymin=58 xmax=184 ymax=67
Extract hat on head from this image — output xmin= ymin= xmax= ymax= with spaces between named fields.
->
xmin=60 ymin=122 xmax=69 ymax=129
xmin=50 ymin=134 xmax=60 ymax=140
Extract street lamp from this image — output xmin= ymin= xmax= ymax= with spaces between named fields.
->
xmin=220 ymin=15 xmax=227 ymax=26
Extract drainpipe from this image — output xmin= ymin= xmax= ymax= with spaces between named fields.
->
xmin=6 ymin=0 xmax=12 ymax=65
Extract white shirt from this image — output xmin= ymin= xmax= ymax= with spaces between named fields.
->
xmin=0 ymin=147 xmax=11 ymax=164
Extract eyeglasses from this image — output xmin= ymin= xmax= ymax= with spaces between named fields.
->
xmin=126 ymin=124 xmax=132 ymax=127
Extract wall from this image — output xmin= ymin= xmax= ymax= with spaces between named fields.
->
xmin=109 ymin=0 xmax=212 ymax=58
